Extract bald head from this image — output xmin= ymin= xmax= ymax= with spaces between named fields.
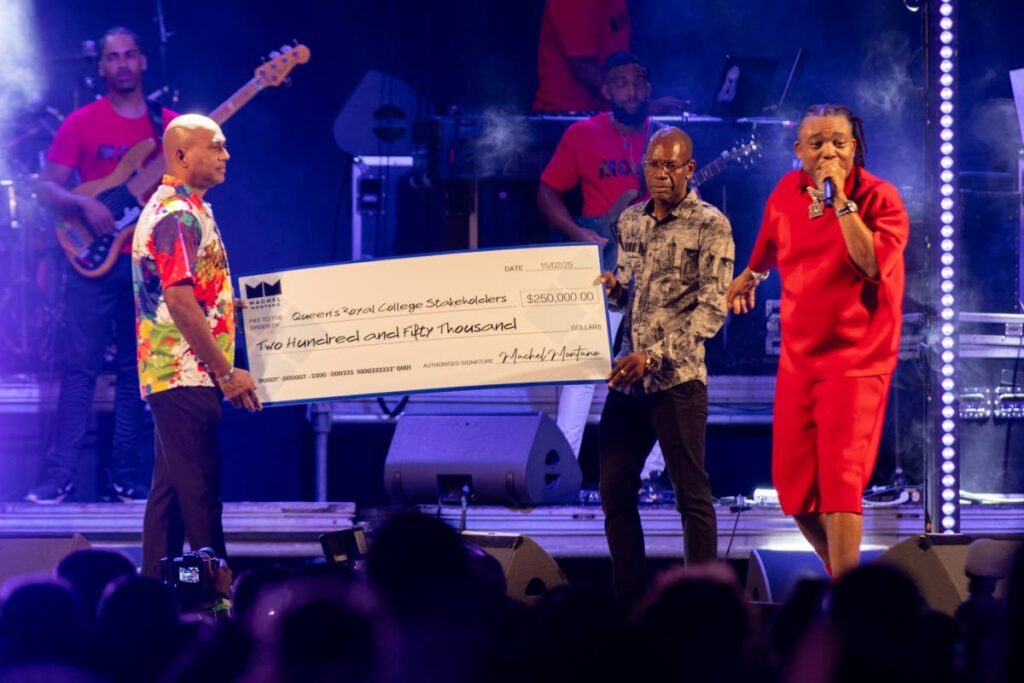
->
xmin=163 ymin=114 xmax=229 ymax=192
xmin=644 ymin=126 xmax=695 ymax=207
xmin=647 ymin=127 xmax=693 ymax=160
xmin=163 ymin=114 xmax=224 ymax=162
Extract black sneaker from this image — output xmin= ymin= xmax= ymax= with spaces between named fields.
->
xmin=102 ymin=480 xmax=149 ymax=502
xmin=25 ymin=480 xmax=75 ymax=504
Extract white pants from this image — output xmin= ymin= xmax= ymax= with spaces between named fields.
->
xmin=555 ymin=310 xmax=665 ymax=478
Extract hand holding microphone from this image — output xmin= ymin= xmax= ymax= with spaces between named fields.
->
xmin=816 ymin=159 xmax=847 ymax=208
xmin=823 ymin=177 xmax=836 ymax=208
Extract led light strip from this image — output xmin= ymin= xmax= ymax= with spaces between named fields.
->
xmin=935 ymin=1 xmax=960 ymax=534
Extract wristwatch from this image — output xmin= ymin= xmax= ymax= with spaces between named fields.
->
xmin=750 ymin=270 xmax=770 ymax=283
xmin=643 ymin=350 xmax=661 ymax=373
xmin=836 ymin=200 xmax=859 ymax=218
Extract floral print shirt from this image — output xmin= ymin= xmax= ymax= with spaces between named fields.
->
xmin=132 ymin=175 xmax=234 ymax=397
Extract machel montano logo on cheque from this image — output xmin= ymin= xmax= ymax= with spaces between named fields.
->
xmin=244 ymin=279 xmax=282 ymax=310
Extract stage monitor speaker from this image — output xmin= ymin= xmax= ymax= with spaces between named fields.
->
xmin=877 ymin=534 xmax=1023 ymax=615
xmin=462 ymin=531 xmax=567 ymax=605
xmin=745 ymin=548 xmax=884 ymax=604
xmin=384 ymin=413 xmax=582 ymax=506
xmin=333 ymin=70 xmax=432 ymax=156
xmin=0 ymin=534 xmax=91 ymax=586
xmin=745 ymin=549 xmax=829 ymax=604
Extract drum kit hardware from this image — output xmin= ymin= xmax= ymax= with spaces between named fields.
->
xmin=0 ymin=104 xmax=173 ymax=375
xmin=0 ymin=2 xmax=180 ymax=375
xmin=2 ymin=39 xmax=111 ymax=375
xmin=0 ymin=41 xmax=99 ymax=374
xmin=0 ymin=171 xmax=62 ymax=373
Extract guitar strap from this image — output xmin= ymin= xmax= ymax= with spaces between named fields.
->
xmin=146 ymin=98 xmax=164 ymax=143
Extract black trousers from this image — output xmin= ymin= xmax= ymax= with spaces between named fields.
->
xmin=46 ymin=256 xmax=145 ymax=485
xmin=141 ymin=387 xmax=226 ymax=578
xmin=598 ymin=380 xmax=717 ymax=600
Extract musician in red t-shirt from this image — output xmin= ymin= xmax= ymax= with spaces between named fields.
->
xmin=539 ymin=51 xmax=652 ymax=255
xmin=29 ymin=27 xmax=178 ymax=504
xmin=727 ymin=104 xmax=909 ymax=577
xmin=533 ymin=0 xmax=631 ymax=113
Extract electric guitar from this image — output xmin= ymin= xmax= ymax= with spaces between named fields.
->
xmin=688 ymin=135 xmax=761 ymax=188
xmin=55 ymin=44 xmax=311 ymax=278
xmin=572 ymin=135 xmax=762 ymax=269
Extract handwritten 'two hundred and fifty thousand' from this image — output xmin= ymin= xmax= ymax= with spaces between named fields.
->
xmin=240 ymin=244 xmax=613 ymax=404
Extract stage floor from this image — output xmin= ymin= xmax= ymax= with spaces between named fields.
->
xmin=0 ymin=501 xmax=357 ymax=558
xmin=0 ymin=500 xmax=1020 ymax=561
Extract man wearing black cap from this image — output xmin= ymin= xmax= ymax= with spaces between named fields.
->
xmin=537 ymin=52 xmax=665 ymax=481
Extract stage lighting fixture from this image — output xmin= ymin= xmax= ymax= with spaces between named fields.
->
xmin=929 ymin=1 xmax=960 ymax=534
xmin=957 ymin=387 xmax=992 ymax=420
xmin=994 ymin=386 xmax=1024 ymax=419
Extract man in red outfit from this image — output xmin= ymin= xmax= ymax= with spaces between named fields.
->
xmin=727 ymin=104 xmax=909 ymax=576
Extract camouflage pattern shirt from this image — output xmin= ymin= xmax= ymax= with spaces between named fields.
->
xmin=609 ymin=190 xmax=734 ymax=396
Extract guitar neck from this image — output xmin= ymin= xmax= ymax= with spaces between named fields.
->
xmin=125 ymin=78 xmax=266 ymax=197
xmin=208 ymin=77 xmax=265 ymax=126
xmin=125 ymin=154 xmax=168 ymax=197
xmin=691 ymin=156 xmax=728 ymax=188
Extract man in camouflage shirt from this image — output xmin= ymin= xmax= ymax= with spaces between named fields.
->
xmin=598 ymin=127 xmax=734 ymax=600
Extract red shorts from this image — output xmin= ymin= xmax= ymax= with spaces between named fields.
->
xmin=771 ymin=369 xmax=892 ymax=515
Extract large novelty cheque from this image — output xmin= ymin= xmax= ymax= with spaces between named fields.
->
xmin=240 ymin=245 xmax=614 ymax=405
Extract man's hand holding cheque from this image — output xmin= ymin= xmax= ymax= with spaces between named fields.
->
xmin=596 ymin=271 xmax=623 ymax=300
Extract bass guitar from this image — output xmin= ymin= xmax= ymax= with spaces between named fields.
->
xmin=55 ymin=44 xmax=311 ymax=278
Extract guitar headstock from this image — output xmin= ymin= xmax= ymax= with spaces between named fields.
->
xmin=254 ymin=43 xmax=311 ymax=88
xmin=724 ymin=136 xmax=762 ymax=168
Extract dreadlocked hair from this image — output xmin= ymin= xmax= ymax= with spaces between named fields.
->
xmin=798 ymin=103 xmax=867 ymax=167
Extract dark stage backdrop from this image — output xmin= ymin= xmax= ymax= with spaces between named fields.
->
xmin=30 ymin=0 xmax=936 ymax=274
xmin=22 ymin=1 xmax=1024 ymax=500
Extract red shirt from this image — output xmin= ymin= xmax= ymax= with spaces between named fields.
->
xmin=540 ymin=112 xmax=648 ymax=217
xmin=532 ymin=0 xmax=631 ymax=112
xmin=47 ymin=97 xmax=179 ymax=253
xmin=749 ymin=167 xmax=909 ymax=378
xmin=47 ymin=96 xmax=179 ymax=182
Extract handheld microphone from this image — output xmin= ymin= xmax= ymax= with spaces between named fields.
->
xmin=823 ymin=178 xmax=836 ymax=208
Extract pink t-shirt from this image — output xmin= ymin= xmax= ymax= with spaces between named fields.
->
xmin=540 ymin=112 xmax=648 ymax=217
xmin=47 ymin=96 xmax=178 ymax=183
xmin=47 ymin=97 xmax=178 ymax=253
xmin=532 ymin=0 xmax=631 ymax=112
